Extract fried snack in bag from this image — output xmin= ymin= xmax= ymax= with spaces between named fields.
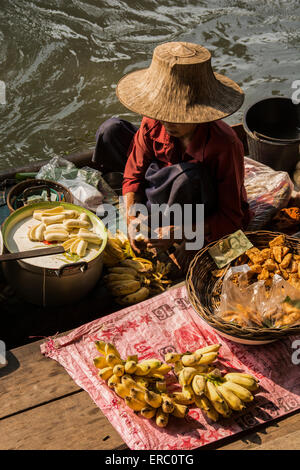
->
xmin=215 ymin=265 xmax=300 ymax=329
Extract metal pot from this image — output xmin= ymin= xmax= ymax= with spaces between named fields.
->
xmin=1 ymin=202 xmax=107 ymax=306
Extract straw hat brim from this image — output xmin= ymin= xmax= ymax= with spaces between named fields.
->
xmin=116 ymin=68 xmax=244 ymax=123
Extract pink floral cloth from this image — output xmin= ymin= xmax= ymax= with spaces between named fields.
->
xmin=41 ymin=285 xmax=300 ymax=450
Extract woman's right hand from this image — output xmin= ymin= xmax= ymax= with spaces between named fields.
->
xmin=127 ymin=215 xmax=149 ymax=254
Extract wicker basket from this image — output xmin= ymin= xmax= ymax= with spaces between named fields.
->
xmin=186 ymin=230 xmax=300 ymax=342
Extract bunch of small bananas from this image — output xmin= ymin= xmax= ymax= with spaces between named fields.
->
xmin=103 ymin=231 xmax=173 ymax=305
xmin=165 ymin=344 xmax=259 ymax=422
xmin=94 ymin=341 xmax=259 ymax=427
xmin=94 ymin=340 xmax=189 ymax=427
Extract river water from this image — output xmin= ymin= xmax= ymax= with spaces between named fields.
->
xmin=0 ymin=0 xmax=299 ymax=171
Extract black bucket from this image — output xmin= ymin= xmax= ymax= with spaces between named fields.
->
xmin=243 ymin=97 xmax=300 ymax=173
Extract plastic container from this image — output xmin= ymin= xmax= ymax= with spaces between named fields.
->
xmin=243 ymin=97 xmax=300 ymax=174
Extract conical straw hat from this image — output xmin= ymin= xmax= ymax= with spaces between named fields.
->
xmin=116 ymin=42 xmax=244 ymax=123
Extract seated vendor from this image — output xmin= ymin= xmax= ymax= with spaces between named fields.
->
xmin=93 ymin=41 xmax=252 ymax=270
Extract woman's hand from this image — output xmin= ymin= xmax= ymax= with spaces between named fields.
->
xmin=145 ymin=225 xmax=182 ymax=253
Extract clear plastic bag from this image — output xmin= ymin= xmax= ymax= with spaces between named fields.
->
xmin=244 ymin=157 xmax=294 ymax=230
xmin=36 ymin=156 xmax=116 ymax=212
xmin=216 ymin=265 xmax=300 ymax=328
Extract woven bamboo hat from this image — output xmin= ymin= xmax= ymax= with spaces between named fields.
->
xmin=116 ymin=41 xmax=244 ymax=123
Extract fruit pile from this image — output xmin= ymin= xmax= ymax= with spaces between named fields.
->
xmin=94 ymin=341 xmax=259 ymax=427
xmin=102 ymin=231 xmax=172 ymax=305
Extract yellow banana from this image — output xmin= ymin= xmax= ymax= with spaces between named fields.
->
xmin=117 ymin=286 xmax=149 ymax=306
xmin=216 ymin=384 xmax=246 ymax=411
xmin=120 ymin=259 xmax=151 ymax=272
xmin=107 ymin=280 xmax=141 ymax=296
xmin=114 ymin=383 xmax=131 ymax=399
xmin=102 ymin=251 xmax=120 ymax=267
xmin=194 ymin=395 xmax=219 ymax=422
xmin=171 ymin=403 xmax=188 ymax=419
xmin=181 ymin=353 xmax=200 ymax=367
xmin=134 ymin=377 xmax=151 ymax=389
xmin=205 ymin=381 xmax=224 ymax=403
xmin=223 ymin=381 xmax=254 ymax=402
xmin=135 ymin=363 xmax=152 ymax=376
xmin=93 ymin=356 xmax=107 ymax=369
xmin=125 ymin=396 xmax=145 ymax=412
xmin=121 ymin=375 xmax=145 ymax=392
xmin=124 ymin=360 xmax=137 ymax=374
xmin=165 ymin=352 xmax=182 ymax=363
xmin=104 ymin=273 xmax=137 ymax=282
xmin=108 ymin=267 xmax=139 ymax=277
xmin=178 ymin=367 xmax=198 ymax=386
xmin=197 ymin=351 xmax=219 ymax=365
xmin=152 ymin=364 xmax=172 ymax=375
xmin=139 ymin=359 xmax=161 ymax=370
xmin=172 ymin=392 xmax=194 ymax=405
xmin=98 ymin=367 xmax=114 ymax=381
xmin=106 ymin=239 xmax=125 ymax=260
xmin=107 ymin=374 xmax=121 ymax=388
xmin=182 ymin=384 xmax=195 ymax=401
xmin=130 ymin=387 xmax=147 ymax=404
xmin=195 ymin=344 xmax=221 ymax=355
xmin=105 ymin=343 xmax=121 ymax=358
xmin=156 ymin=408 xmax=169 ymax=427
xmin=141 ymin=407 xmax=156 ymax=419
xmin=113 ymin=364 xmax=125 ymax=377
xmin=208 ymin=368 xmax=222 ymax=379
xmin=106 ymin=353 xmax=123 ymax=367
xmin=192 ymin=375 xmax=206 ymax=396
xmin=144 ymin=390 xmax=163 ymax=408
xmin=161 ymin=394 xmax=175 ymax=414
xmin=94 ymin=340 xmax=106 ymax=354
xmin=224 ymin=374 xmax=259 ymax=391
xmin=205 ymin=383 xmax=231 ymax=418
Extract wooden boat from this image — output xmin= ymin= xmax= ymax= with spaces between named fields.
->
xmin=1 ymin=124 xmax=300 ymax=451
xmin=0 ymin=124 xmax=248 ymax=350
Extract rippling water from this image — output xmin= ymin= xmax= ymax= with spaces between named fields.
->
xmin=0 ymin=0 xmax=299 ymax=170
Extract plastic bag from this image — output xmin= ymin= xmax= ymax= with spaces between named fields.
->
xmin=36 ymin=157 xmax=116 ymax=212
xmin=244 ymin=157 xmax=294 ymax=230
xmin=216 ymin=265 xmax=300 ymax=328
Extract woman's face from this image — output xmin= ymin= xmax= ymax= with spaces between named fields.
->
xmin=160 ymin=121 xmax=198 ymax=138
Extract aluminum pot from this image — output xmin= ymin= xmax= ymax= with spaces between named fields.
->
xmin=1 ymin=201 xmax=107 ymax=306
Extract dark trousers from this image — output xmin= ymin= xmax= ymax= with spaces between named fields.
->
xmin=92 ymin=118 xmax=138 ymax=174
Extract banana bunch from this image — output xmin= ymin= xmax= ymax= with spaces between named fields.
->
xmin=102 ymin=230 xmax=135 ymax=267
xmin=103 ymin=239 xmax=172 ymax=306
xmin=164 ymin=344 xmax=259 ymax=422
xmin=104 ymin=254 xmax=172 ymax=306
xmin=94 ymin=341 xmax=260 ymax=428
xmin=93 ymin=340 xmax=188 ymax=427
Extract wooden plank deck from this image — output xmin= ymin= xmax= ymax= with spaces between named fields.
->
xmin=1 ymin=331 xmax=300 ymax=450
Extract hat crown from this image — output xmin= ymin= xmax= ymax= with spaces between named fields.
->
xmin=116 ymin=41 xmax=244 ymax=123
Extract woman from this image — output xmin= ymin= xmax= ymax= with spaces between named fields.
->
xmin=93 ymin=42 xmax=252 ymax=269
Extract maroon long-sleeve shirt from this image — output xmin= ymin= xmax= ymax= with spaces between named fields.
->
xmin=122 ymin=117 xmax=252 ymax=242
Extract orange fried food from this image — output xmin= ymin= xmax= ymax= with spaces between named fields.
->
xmin=280 ymin=253 xmax=292 ymax=269
xmin=272 ymin=246 xmax=283 ymax=264
xmin=263 ymin=259 xmax=277 ymax=271
xmin=269 ymin=235 xmax=286 ymax=247
xmin=245 ymin=248 xmax=264 ymax=265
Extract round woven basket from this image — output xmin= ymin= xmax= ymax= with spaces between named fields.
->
xmin=186 ymin=230 xmax=300 ymax=342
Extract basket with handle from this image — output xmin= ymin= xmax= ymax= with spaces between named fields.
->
xmin=186 ymin=230 xmax=300 ymax=342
